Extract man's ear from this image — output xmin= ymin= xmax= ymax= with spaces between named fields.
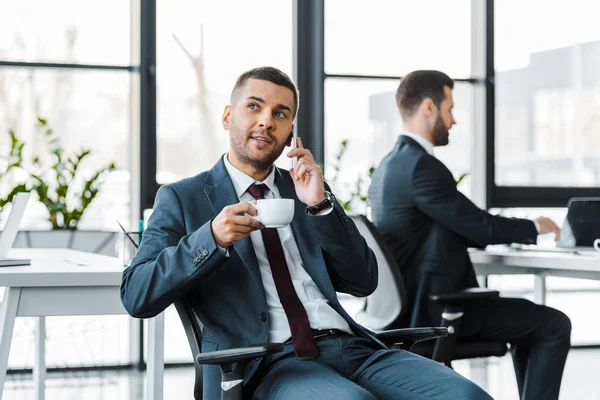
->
xmin=419 ymin=98 xmax=435 ymax=118
xmin=285 ymin=125 xmax=294 ymax=147
xmin=222 ymin=105 xmax=232 ymax=130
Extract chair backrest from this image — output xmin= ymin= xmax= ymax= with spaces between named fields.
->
xmin=174 ymin=300 xmax=204 ymax=400
xmin=347 ymin=214 xmax=408 ymax=331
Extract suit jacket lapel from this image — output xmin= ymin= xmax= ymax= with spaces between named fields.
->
xmin=204 ymin=158 xmax=265 ymax=300
xmin=275 ymin=169 xmax=336 ymax=299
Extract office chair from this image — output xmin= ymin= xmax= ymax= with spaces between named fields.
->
xmin=347 ymin=214 xmax=508 ymax=368
xmin=175 ymin=295 xmax=448 ymax=399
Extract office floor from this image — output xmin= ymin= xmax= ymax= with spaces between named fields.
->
xmin=2 ymin=348 xmax=599 ymax=400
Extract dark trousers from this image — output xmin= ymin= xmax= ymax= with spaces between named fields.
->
xmin=461 ymin=297 xmax=572 ymax=400
xmin=251 ymin=335 xmax=491 ymax=400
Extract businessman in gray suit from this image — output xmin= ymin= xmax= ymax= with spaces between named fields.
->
xmin=369 ymin=70 xmax=571 ymax=400
xmin=120 ymin=66 xmax=490 ymax=399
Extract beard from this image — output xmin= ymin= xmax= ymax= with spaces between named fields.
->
xmin=432 ymin=115 xmax=450 ymax=146
xmin=229 ymin=121 xmax=287 ymax=171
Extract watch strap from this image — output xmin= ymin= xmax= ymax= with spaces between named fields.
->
xmin=305 ymin=191 xmax=335 ymax=215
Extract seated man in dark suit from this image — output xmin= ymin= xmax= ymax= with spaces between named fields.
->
xmin=120 ymin=66 xmax=491 ymax=399
xmin=369 ymin=70 xmax=571 ymax=400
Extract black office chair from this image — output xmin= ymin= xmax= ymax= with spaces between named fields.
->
xmin=347 ymin=214 xmax=508 ymax=368
xmin=175 ymin=297 xmax=448 ymax=399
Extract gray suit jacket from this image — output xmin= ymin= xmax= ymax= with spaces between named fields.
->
xmin=120 ymin=157 xmax=381 ymax=399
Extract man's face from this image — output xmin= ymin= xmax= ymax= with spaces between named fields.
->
xmin=222 ymin=78 xmax=295 ymax=170
xmin=432 ymin=86 xmax=456 ymax=146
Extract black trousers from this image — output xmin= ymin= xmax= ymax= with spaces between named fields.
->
xmin=460 ymin=297 xmax=571 ymax=400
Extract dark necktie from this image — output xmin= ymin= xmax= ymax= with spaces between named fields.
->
xmin=247 ymin=183 xmax=319 ymax=358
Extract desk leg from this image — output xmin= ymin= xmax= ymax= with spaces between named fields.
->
xmin=129 ymin=317 xmax=142 ymax=369
xmin=534 ymin=275 xmax=547 ymax=305
xmin=34 ymin=317 xmax=46 ymax=400
xmin=147 ymin=312 xmax=164 ymax=400
xmin=470 ymin=358 xmax=489 ymax=392
xmin=0 ymin=287 xmax=22 ymax=400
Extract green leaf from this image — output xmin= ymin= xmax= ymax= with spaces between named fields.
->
xmin=1 ymin=117 xmax=117 ymax=228
xmin=456 ymin=172 xmax=469 ymax=186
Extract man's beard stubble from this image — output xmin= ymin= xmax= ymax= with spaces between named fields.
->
xmin=432 ymin=115 xmax=450 ymax=147
xmin=229 ymin=125 xmax=286 ymax=171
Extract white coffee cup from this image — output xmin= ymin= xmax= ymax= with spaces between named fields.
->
xmin=253 ymin=199 xmax=294 ymax=228
xmin=594 ymin=238 xmax=600 ymax=253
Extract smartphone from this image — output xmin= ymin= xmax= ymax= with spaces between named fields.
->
xmin=291 ymin=124 xmax=298 ymax=169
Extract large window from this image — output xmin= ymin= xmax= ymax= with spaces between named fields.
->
xmin=493 ymin=0 xmax=600 ymax=203
xmin=0 ymin=0 xmax=131 ymax=65
xmin=323 ymin=0 xmax=476 ymax=212
xmin=325 ymin=0 xmax=472 ymax=78
xmin=0 ymin=1 xmax=137 ymax=370
xmin=156 ymin=0 xmax=294 ymax=184
xmin=324 ymin=79 xmax=475 ymax=209
xmin=0 ymin=69 xmax=132 ymax=229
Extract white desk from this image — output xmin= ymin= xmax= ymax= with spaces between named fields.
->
xmin=470 ymin=247 xmax=600 ymax=304
xmin=0 ymin=248 xmax=165 ymax=400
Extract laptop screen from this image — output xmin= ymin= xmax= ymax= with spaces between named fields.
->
xmin=0 ymin=192 xmax=30 ymax=258
xmin=564 ymin=197 xmax=600 ymax=247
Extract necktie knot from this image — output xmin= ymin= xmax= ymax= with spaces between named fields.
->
xmin=247 ymin=183 xmax=268 ymax=200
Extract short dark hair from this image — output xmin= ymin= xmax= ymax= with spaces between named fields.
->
xmin=231 ymin=66 xmax=299 ymax=118
xmin=396 ymin=70 xmax=454 ymax=119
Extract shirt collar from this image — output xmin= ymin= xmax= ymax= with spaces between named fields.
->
xmin=401 ymin=131 xmax=435 ymax=156
xmin=223 ymin=153 xmax=277 ymax=198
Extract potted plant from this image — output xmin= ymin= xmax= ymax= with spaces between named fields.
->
xmin=5 ymin=118 xmax=118 ymax=253
xmin=325 ymin=139 xmax=375 ymax=214
xmin=29 ymin=117 xmax=116 ymax=229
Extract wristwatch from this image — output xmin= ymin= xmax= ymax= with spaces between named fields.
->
xmin=305 ymin=191 xmax=336 ymax=215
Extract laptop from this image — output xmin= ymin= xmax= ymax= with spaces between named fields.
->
xmin=559 ymin=197 xmax=600 ymax=247
xmin=0 ymin=192 xmax=31 ymax=266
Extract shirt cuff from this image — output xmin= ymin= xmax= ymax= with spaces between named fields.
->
xmin=216 ymin=244 xmax=230 ymax=257
xmin=316 ymin=206 xmax=334 ymax=216
xmin=531 ymin=219 xmax=540 ymax=233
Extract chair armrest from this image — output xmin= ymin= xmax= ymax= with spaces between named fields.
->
xmin=376 ymin=327 xmax=448 ymax=348
xmin=196 ymin=343 xmax=285 ymax=365
xmin=429 ymin=288 xmax=499 ymax=304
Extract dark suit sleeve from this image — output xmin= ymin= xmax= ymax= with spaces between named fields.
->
xmin=307 ymin=197 xmax=378 ymax=297
xmin=120 ymin=185 xmax=228 ymax=318
xmin=412 ymin=156 xmax=537 ymax=246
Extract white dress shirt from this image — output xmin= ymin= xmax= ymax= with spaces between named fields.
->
xmin=223 ymin=155 xmax=353 ymax=343
xmin=400 ymin=132 xmax=540 ymax=233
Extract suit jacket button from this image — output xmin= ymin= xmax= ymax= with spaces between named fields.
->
xmin=202 ymin=250 xmax=209 ymax=256
xmin=259 ymin=312 xmax=267 ymax=322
